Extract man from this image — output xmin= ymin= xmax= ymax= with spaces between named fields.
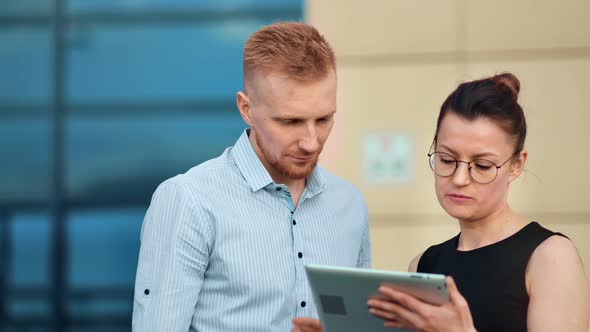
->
xmin=132 ymin=22 xmax=370 ymax=332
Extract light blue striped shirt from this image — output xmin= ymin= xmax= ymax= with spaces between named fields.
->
xmin=132 ymin=129 xmax=371 ymax=332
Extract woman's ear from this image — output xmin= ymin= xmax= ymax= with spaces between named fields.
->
xmin=509 ymin=149 xmax=528 ymax=182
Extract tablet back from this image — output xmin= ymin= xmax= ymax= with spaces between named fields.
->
xmin=305 ymin=264 xmax=449 ymax=332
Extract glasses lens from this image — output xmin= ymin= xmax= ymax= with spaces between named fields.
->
xmin=429 ymin=153 xmax=456 ymax=177
xmin=470 ymin=159 xmax=497 ymax=183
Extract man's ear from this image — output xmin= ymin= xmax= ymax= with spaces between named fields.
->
xmin=509 ymin=149 xmax=528 ymax=182
xmin=236 ymin=91 xmax=253 ymax=126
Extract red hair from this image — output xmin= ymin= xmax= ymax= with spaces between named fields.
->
xmin=243 ymin=22 xmax=336 ymax=86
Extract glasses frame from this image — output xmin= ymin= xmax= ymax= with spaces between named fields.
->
xmin=427 ymin=139 xmax=520 ymax=184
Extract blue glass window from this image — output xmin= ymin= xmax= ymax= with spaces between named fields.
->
xmin=0 ymin=0 xmax=304 ymax=329
xmin=68 ymin=0 xmax=301 ymax=13
xmin=0 ymin=117 xmax=51 ymax=202
xmin=0 ymin=29 xmax=51 ymax=104
xmin=65 ymin=113 xmax=245 ymax=202
xmin=2 ymin=1 xmax=52 ymax=15
xmin=10 ymin=213 xmax=51 ymax=287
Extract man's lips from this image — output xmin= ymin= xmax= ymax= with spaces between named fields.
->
xmin=289 ymin=155 xmax=315 ymax=162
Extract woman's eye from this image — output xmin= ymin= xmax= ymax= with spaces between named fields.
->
xmin=474 ymin=163 xmax=493 ymax=170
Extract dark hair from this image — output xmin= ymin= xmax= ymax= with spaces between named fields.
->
xmin=435 ymin=72 xmax=527 ymax=153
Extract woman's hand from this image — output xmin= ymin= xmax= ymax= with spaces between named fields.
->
xmin=292 ymin=317 xmax=323 ymax=332
xmin=368 ymin=276 xmax=476 ymax=332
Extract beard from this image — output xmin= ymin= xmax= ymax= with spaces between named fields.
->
xmin=255 ymin=134 xmax=319 ymax=180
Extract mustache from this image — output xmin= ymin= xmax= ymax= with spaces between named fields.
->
xmin=289 ymin=147 xmax=324 ymax=157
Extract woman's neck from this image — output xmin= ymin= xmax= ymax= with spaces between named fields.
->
xmin=457 ymin=205 xmax=529 ymax=251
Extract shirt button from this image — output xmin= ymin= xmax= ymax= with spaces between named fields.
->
xmin=144 ymin=289 xmax=150 ymax=295
xmin=298 ymin=252 xmax=303 ymax=258
xmin=293 ymin=220 xmax=297 ymax=225
xmin=301 ymin=301 xmax=307 ymax=307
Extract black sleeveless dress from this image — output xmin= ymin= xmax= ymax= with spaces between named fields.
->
xmin=417 ymin=222 xmax=565 ymax=332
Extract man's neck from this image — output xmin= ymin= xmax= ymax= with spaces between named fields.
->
xmin=272 ymin=175 xmax=306 ymax=208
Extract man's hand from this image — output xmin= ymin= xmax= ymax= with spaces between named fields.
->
xmin=292 ymin=317 xmax=323 ymax=332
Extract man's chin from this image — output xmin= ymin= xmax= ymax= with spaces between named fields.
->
xmin=279 ymin=164 xmax=316 ymax=180
xmin=284 ymin=169 xmax=314 ymax=179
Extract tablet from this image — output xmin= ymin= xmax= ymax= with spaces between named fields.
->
xmin=305 ymin=264 xmax=449 ymax=332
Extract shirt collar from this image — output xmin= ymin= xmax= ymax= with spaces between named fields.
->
xmin=304 ymin=164 xmax=327 ymax=198
xmin=231 ymin=129 xmax=274 ymax=192
xmin=231 ymin=129 xmax=327 ymax=196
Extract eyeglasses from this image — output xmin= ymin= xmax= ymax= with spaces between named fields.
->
xmin=427 ymin=143 xmax=519 ymax=184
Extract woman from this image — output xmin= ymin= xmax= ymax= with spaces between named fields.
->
xmin=292 ymin=73 xmax=590 ymax=332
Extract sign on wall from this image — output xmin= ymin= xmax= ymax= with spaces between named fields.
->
xmin=362 ymin=133 xmax=413 ymax=184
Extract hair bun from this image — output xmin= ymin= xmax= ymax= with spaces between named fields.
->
xmin=493 ymin=72 xmax=520 ymax=101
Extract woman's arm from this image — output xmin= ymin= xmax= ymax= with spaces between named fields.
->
xmin=527 ymin=235 xmax=590 ymax=332
xmin=408 ymin=252 xmax=423 ymax=272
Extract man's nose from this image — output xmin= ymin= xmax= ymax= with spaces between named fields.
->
xmin=298 ymin=124 xmax=320 ymax=153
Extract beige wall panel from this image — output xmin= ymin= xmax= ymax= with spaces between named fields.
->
xmin=369 ymin=215 xmax=460 ymax=270
xmin=308 ymin=3 xmax=590 ymax=328
xmin=322 ymin=64 xmax=459 ymax=216
xmin=463 ymin=0 xmax=590 ymax=52
xmin=305 ymin=0 xmax=457 ymax=56
xmin=463 ymin=59 xmax=590 ymax=214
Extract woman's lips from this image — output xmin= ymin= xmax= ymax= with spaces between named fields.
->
xmin=447 ymin=193 xmax=473 ymax=202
